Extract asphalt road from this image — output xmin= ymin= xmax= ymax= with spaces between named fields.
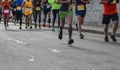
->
xmin=0 ymin=22 xmax=120 ymax=70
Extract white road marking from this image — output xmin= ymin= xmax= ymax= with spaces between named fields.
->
xmin=52 ymin=49 xmax=60 ymax=53
xmin=28 ymin=56 xmax=34 ymax=62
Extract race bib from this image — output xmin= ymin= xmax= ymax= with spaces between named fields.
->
xmin=36 ymin=7 xmax=40 ymax=11
xmin=77 ymin=4 xmax=85 ymax=10
xmin=26 ymin=8 xmax=31 ymax=11
xmin=17 ymin=6 xmax=22 ymax=10
xmin=4 ymin=10 xmax=9 ymax=13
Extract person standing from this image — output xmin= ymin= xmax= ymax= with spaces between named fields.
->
xmin=75 ymin=0 xmax=89 ymax=39
xmin=56 ymin=0 xmax=74 ymax=45
xmin=33 ymin=0 xmax=42 ymax=29
xmin=48 ymin=0 xmax=61 ymax=31
xmin=100 ymin=0 xmax=119 ymax=42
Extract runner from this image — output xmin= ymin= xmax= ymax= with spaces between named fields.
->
xmin=11 ymin=0 xmax=17 ymax=25
xmin=14 ymin=0 xmax=23 ymax=29
xmin=48 ymin=0 xmax=61 ymax=31
xmin=23 ymin=0 xmax=33 ymax=29
xmin=41 ymin=0 xmax=51 ymax=28
xmin=75 ymin=0 xmax=89 ymax=39
xmin=100 ymin=0 xmax=119 ymax=42
xmin=1 ymin=0 xmax=11 ymax=30
xmin=33 ymin=0 xmax=42 ymax=29
xmin=56 ymin=0 xmax=74 ymax=45
xmin=0 ymin=2 xmax=2 ymax=24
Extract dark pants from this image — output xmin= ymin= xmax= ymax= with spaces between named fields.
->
xmin=52 ymin=9 xmax=60 ymax=27
xmin=33 ymin=10 xmax=41 ymax=24
xmin=16 ymin=12 xmax=22 ymax=27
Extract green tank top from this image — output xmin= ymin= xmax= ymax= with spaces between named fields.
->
xmin=48 ymin=0 xmax=61 ymax=10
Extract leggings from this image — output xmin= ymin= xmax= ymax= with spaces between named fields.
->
xmin=52 ymin=9 xmax=60 ymax=27
xmin=33 ymin=10 xmax=41 ymax=24
xmin=16 ymin=12 xmax=22 ymax=27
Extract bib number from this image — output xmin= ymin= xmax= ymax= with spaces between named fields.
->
xmin=17 ymin=6 xmax=22 ymax=10
xmin=36 ymin=7 xmax=40 ymax=11
xmin=77 ymin=4 xmax=85 ymax=10
xmin=26 ymin=8 xmax=31 ymax=11
xmin=4 ymin=10 xmax=9 ymax=13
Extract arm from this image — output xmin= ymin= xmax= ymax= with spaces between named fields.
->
xmin=56 ymin=0 xmax=70 ymax=4
xmin=41 ymin=0 xmax=48 ymax=6
xmin=22 ymin=1 xmax=26 ymax=7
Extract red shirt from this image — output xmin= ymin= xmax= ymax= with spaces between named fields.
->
xmin=103 ymin=4 xmax=117 ymax=15
xmin=2 ymin=1 xmax=10 ymax=9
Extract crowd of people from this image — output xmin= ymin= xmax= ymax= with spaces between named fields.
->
xmin=0 ymin=0 xmax=119 ymax=45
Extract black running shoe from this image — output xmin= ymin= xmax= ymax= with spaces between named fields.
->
xmin=30 ymin=26 xmax=32 ymax=29
xmin=19 ymin=26 xmax=22 ymax=30
xmin=25 ymin=26 xmax=27 ymax=29
xmin=111 ymin=35 xmax=117 ymax=42
xmin=104 ymin=36 xmax=109 ymax=42
xmin=80 ymin=34 xmax=84 ymax=39
xmin=39 ymin=24 xmax=41 ymax=29
xmin=68 ymin=39 xmax=74 ymax=44
xmin=58 ymin=32 xmax=62 ymax=40
xmin=35 ymin=24 xmax=37 ymax=29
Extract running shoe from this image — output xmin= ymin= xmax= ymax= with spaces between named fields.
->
xmin=39 ymin=24 xmax=41 ymax=29
xmin=42 ymin=23 xmax=46 ymax=28
xmin=80 ymin=33 xmax=84 ymax=39
xmin=30 ymin=26 xmax=32 ymax=29
xmin=48 ymin=24 xmax=51 ymax=28
xmin=58 ymin=32 xmax=62 ymax=40
xmin=104 ymin=36 xmax=109 ymax=42
xmin=35 ymin=24 xmax=37 ymax=29
xmin=68 ymin=39 xmax=74 ymax=44
xmin=19 ymin=26 xmax=22 ymax=30
xmin=111 ymin=35 xmax=117 ymax=42
xmin=52 ymin=26 xmax=55 ymax=31
xmin=25 ymin=26 xmax=27 ymax=29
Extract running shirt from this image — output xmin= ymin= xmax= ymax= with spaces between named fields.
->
xmin=33 ymin=0 xmax=42 ymax=11
xmin=60 ymin=0 xmax=73 ymax=11
xmin=42 ymin=0 xmax=51 ymax=10
xmin=76 ymin=0 xmax=86 ymax=11
xmin=11 ymin=1 xmax=17 ymax=11
xmin=15 ymin=0 xmax=24 ymax=12
xmin=48 ymin=0 xmax=61 ymax=10
xmin=103 ymin=4 xmax=117 ymax=15
xmin=2 ymin=1 xmax=11 ymax=9
xmin=24 ymin=0 xmax=33 ymax=15
xmin=1 ymin=1 xmax=11 ymax=16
